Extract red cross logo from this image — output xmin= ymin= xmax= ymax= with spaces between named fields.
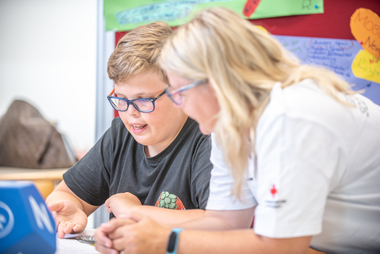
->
xmin=270 ymin=185 xmax=277 ymax=198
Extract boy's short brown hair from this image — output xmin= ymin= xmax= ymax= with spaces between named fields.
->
xmin=107 ymin=21 xmax=172 ymax=84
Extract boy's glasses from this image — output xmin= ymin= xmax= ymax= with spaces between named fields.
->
xmin=107 ymin=88 xmax=166 ymax=113
xmin=165 ymin=80 xmax=206 ymax=105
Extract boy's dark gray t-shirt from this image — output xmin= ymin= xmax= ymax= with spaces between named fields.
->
xmin=63 ymin=117 xmax=212 ymax=211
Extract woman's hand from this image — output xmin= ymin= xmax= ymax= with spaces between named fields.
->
xmin=95 ymin=213 xmax=171 ymax=254
xmin=105 ymin=192 xmax=142 ymax=218
xmin=94 ymin=217 xmax=136 ymax=254
xmin=48 ymin=200 xmax=87 ymax=239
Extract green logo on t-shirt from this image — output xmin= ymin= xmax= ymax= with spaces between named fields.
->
xmin=155 ymin=191 xmax=185 ymax=210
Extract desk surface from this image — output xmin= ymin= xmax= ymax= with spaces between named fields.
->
xmin=56 ymin=238 xmax=100 ymax=254
xmin=56 ymin=229 xmax=100 ymax=254
xmin=0 ymin=167 xmax=68 ymax=180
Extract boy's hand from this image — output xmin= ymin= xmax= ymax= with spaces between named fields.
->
xmin=94 ymin=217 xmax=136 ymax=254
xmin=105 ymin=192 xmax=142 ymax=218
xmin=48 ymin=200 xmax=87 ymax=239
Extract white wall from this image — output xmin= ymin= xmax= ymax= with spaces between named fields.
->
xmin=0 ymin=0 xmax=97 ymax=152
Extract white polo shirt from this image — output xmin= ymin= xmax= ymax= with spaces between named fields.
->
xmin=206 ymin=79 xmax=380 ymax=253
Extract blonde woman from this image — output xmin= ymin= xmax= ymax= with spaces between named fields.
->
xmin=94 ymin=7 xmax=380 ymax=254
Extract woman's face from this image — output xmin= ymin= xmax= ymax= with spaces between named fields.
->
xmin=166 ymin=71 xmax=220 ymax=135
xmin=115 ymin=71 xmax=187 ymax=156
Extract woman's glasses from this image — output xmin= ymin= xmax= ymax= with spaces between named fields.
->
xmin=165 ymin=80 xmax=206 ymax=105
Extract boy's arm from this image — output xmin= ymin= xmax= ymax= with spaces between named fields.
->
xmin=105 ymin=192 xmax=205 ymax=225
xmin=46 ymin=180 xmax=99 ymax=216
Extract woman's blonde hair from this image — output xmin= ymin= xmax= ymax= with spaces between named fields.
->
xmin=108 ymin=21 xmax=172 ymax=84
xmin=159 ymin=7 xmax=356 ymax=197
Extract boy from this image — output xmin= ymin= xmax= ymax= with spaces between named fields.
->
xmin=46 ymin=21 xmax=212 ymax=241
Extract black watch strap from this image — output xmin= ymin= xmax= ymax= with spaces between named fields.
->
xmin=167 ymin=228 xmax=183 ymax=254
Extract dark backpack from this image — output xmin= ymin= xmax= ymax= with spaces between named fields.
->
xmin=0 ymin=100 xmax=76 ymax=169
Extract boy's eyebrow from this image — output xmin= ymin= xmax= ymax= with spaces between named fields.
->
xmin=114 ymin=91 xmax=155 ymax=98
xmin=113 ymin=91 xmax=124 ymax=97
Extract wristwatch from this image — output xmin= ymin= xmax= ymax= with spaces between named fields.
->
xmin=167 ymin=228 xmax=183 ymax=254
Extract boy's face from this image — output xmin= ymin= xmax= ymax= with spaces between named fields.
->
xmin=114 ymin=71 xmax=187 ymax=156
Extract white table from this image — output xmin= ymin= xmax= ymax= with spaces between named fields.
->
xmin=56 ymin=229 xmax=100 ymax=254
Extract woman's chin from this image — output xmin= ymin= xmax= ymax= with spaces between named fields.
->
xmin=199 ymin=124 xmax=212 ymax=135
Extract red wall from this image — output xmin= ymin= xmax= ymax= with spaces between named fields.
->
xmin=116 ymin=1 xmax=380 ymax=41
xmin=113 ymin=0 xmax=380 ymax=118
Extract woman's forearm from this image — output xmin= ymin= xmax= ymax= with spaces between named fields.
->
xmin=127 ymin=206 xmax=206 ymax=226
xmin=177 ymin=229 xmax=311 ymax=254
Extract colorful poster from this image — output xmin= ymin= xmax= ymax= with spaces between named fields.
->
xmin=275 ymin=35 xmax=380 ymax=105
xmin=352 ymin=50 xmax=380 ymax=84
xmin=104 ymin=0 xmax=324 ymax=31
xmin=350 ymin=8 xmax=380 ymax=59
